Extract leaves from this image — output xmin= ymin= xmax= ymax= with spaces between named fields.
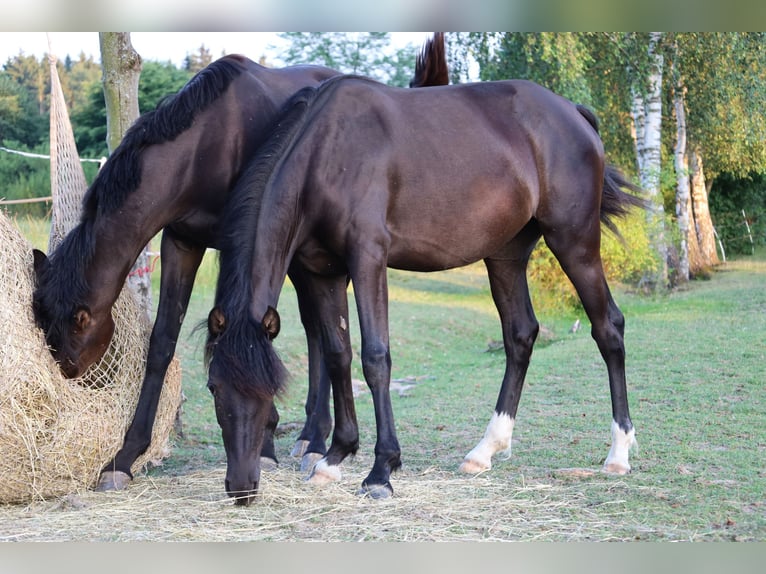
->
xmin=275 ymin=33 xmax=417 ymax=87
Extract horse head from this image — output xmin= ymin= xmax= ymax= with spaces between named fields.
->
xmin=32 ymin=249 xmax=115 ymax=379
xmin=206 ymin=305 xmax=285 ymax=506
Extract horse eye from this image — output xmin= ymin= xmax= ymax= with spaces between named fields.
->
xmin=207 ymin=383 xmax=217 ymax=397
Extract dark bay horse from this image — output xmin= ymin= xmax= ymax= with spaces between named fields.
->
xmin=205 ymin=74 xmax=645 ymax=505
xmin=32 ymin=38 xmax=447 ymax=492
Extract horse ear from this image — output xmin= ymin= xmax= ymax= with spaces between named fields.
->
xmin=208 ymin=306 xmax=227 ymax=336
xmin=32 ymin=249 xmax=50 ymax=279
xmin=74 ymin=306 xmax=92 ymax=332
xmin=262 ymin=306 xmax=281 ymax=340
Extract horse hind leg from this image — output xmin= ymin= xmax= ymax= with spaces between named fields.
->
xmin=543 ymin=223 xmax=636 ymax=474
xmin=461 ymin=230 xmax=540 ymax=474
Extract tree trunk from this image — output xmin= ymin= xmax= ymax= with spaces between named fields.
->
xmin=631 ymin=32 xmax=668 ymax=289
xmin=689 ymin=147 xmax=720 ymax=268
xmin=99 ymin=33 xmax=152 ymax=318
xmin=672 ymin=46 xmax=690 ymax=284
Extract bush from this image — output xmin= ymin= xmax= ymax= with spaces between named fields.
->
xmin=709 ymin=172 xmax=766 ymax=256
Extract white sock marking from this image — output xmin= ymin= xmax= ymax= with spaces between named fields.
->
xmin=603 ymin=420 xmax=636 ymax=474
xmin=462 ymin=412 xmax=515 ymax=472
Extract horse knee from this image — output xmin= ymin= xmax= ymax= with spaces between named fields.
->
xmin=591 ymin=323 xmax=625 ymax=358
xmin=608 ymin=306 xmax=625 ymax=335
xmin=361 ymin=344 xmax=391 ymax=383
xmin=324 ymin=345 xmax=352 ymax=376
xmin=515 ymin=321 xmax=539 ymax=348
xmin=508 ymin=321 xmax=538 ymax=361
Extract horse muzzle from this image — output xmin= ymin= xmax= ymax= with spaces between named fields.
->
xmin=225 ymin=478 xmax=258 ymax=506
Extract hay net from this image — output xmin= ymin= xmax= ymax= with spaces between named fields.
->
xmin=47 ymin=51 xmax=90 ymax=253
xmin=0 ymin=47 xmax=182 ymax=504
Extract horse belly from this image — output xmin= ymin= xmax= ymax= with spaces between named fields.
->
xmin=386 ymin=207 xmax=528 ymax=272
xmin=385 ymin=179 xmax=534 ymax=272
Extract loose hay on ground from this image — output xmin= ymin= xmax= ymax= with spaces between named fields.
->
xmin=0 ymin=461 xmax=633 ymax=541
xmin=0 ymin=211 xmax=182 ymax=504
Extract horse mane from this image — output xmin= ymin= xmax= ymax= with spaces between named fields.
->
xmin=81 ymin=55 xmax=249 ymax=221
xmin=204 ymin=83 xmax=324 ymax=399
xmin=410 ymin=32 xmax=449 ymax=88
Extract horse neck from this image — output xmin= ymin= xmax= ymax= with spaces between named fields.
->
xmin=82 ymin=202 xmax=163 ymax=312
xmin=247 ymin=184 xmax=305 ymax=322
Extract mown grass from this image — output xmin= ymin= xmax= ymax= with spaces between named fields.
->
xmin=7 ymin=216 xmax=765 ymax=541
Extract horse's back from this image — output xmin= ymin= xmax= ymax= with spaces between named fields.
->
xmin=293 ymin=76 xmax=606 ymax=271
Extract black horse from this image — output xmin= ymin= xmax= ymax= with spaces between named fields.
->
xmin=32 ymin=35 xmax=448 ymax=492
xmin=206 ymin=74 xmax=645 ymax=505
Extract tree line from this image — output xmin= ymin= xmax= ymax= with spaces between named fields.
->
xmin=1 ymin=32 xmax=764 ymax=296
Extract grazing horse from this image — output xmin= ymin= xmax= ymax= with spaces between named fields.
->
xmin=205 ymin=74 xmax=644 ymax=505
xmin=32 ymin=37 xmax=448 ymax=493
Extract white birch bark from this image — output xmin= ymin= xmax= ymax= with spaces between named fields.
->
xmin=631 ymin=32 xmax=668 ymax=289
xmin=672 ymin=56 xmax=690 ymax=283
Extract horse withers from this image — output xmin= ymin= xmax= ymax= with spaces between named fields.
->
xmin=205 ymin=74 xmax=644 ymax=504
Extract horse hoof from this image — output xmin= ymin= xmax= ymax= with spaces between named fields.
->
xmin=300 ymin=451 xmax=324 ymax=474
xmin=306 ymin=459 xmax=342 ymax=484
xmin=94 ymin=470 xmax=132 ymax=492
xmin=602 ymin=461 xmax=631 ymax=475
xmin=291 ymin=440 xmax=309 ymax=458
xmin=458 ymin=458 xmax=490 ymax=474
xmin=357 ymin=483 xmax=393 ymax=499
xmin=260 ymin=457 xmax=278 ymax=472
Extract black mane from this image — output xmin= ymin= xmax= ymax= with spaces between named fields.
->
xmin=204 ymin=83 xmax=325 ymax=398
xmin=81 ymin=55 xmax=248 ymax=221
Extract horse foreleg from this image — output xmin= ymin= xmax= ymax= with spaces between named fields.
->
xmin=348 ymin=256 xmax=400 ymax=498
xmin=97 ymin=231 xmax=204 ymax=491
xmin=289 ymin=262 xmax=334 ymax=464
xmin=461 ymin=247 xmax=539 ymax=474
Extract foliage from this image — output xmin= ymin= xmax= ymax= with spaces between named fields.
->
xmin=0 ymin=73 xmax=46 ymax=146
xmin=674 ymin=33 xmax=766 ymax=180
xmin=183 ymin=45 xmax=215 ymax=74
xmin=0 ymin=140 xmax=51 ymax=216
xmin=2 ymin=56 xmax=194 ymax=214
xmin=709 ymin=172 xmax=766 ymax=255
xmin=275 ymin=33 xmax=417 ymax=87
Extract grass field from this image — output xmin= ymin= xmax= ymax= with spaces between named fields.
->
xmin=3 ymin=216 xmax=764 ymax=541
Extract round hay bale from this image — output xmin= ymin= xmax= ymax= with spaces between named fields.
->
xmin=0 ymin=211 xmax=183 ymax=504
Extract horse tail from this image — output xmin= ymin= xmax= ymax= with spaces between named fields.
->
xmin=576 ymin=104 xmax=648 ymax=236
xmin=410 ymin=32 xmax=449 ymax=88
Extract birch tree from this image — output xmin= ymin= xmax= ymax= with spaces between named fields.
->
xmin=99 ymin=32 xmax=152 ymax=317
xmin=630 ymin=32 xmax=668 ymax=289
xmin=672 ymin=60 xmax=692 ymax=283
